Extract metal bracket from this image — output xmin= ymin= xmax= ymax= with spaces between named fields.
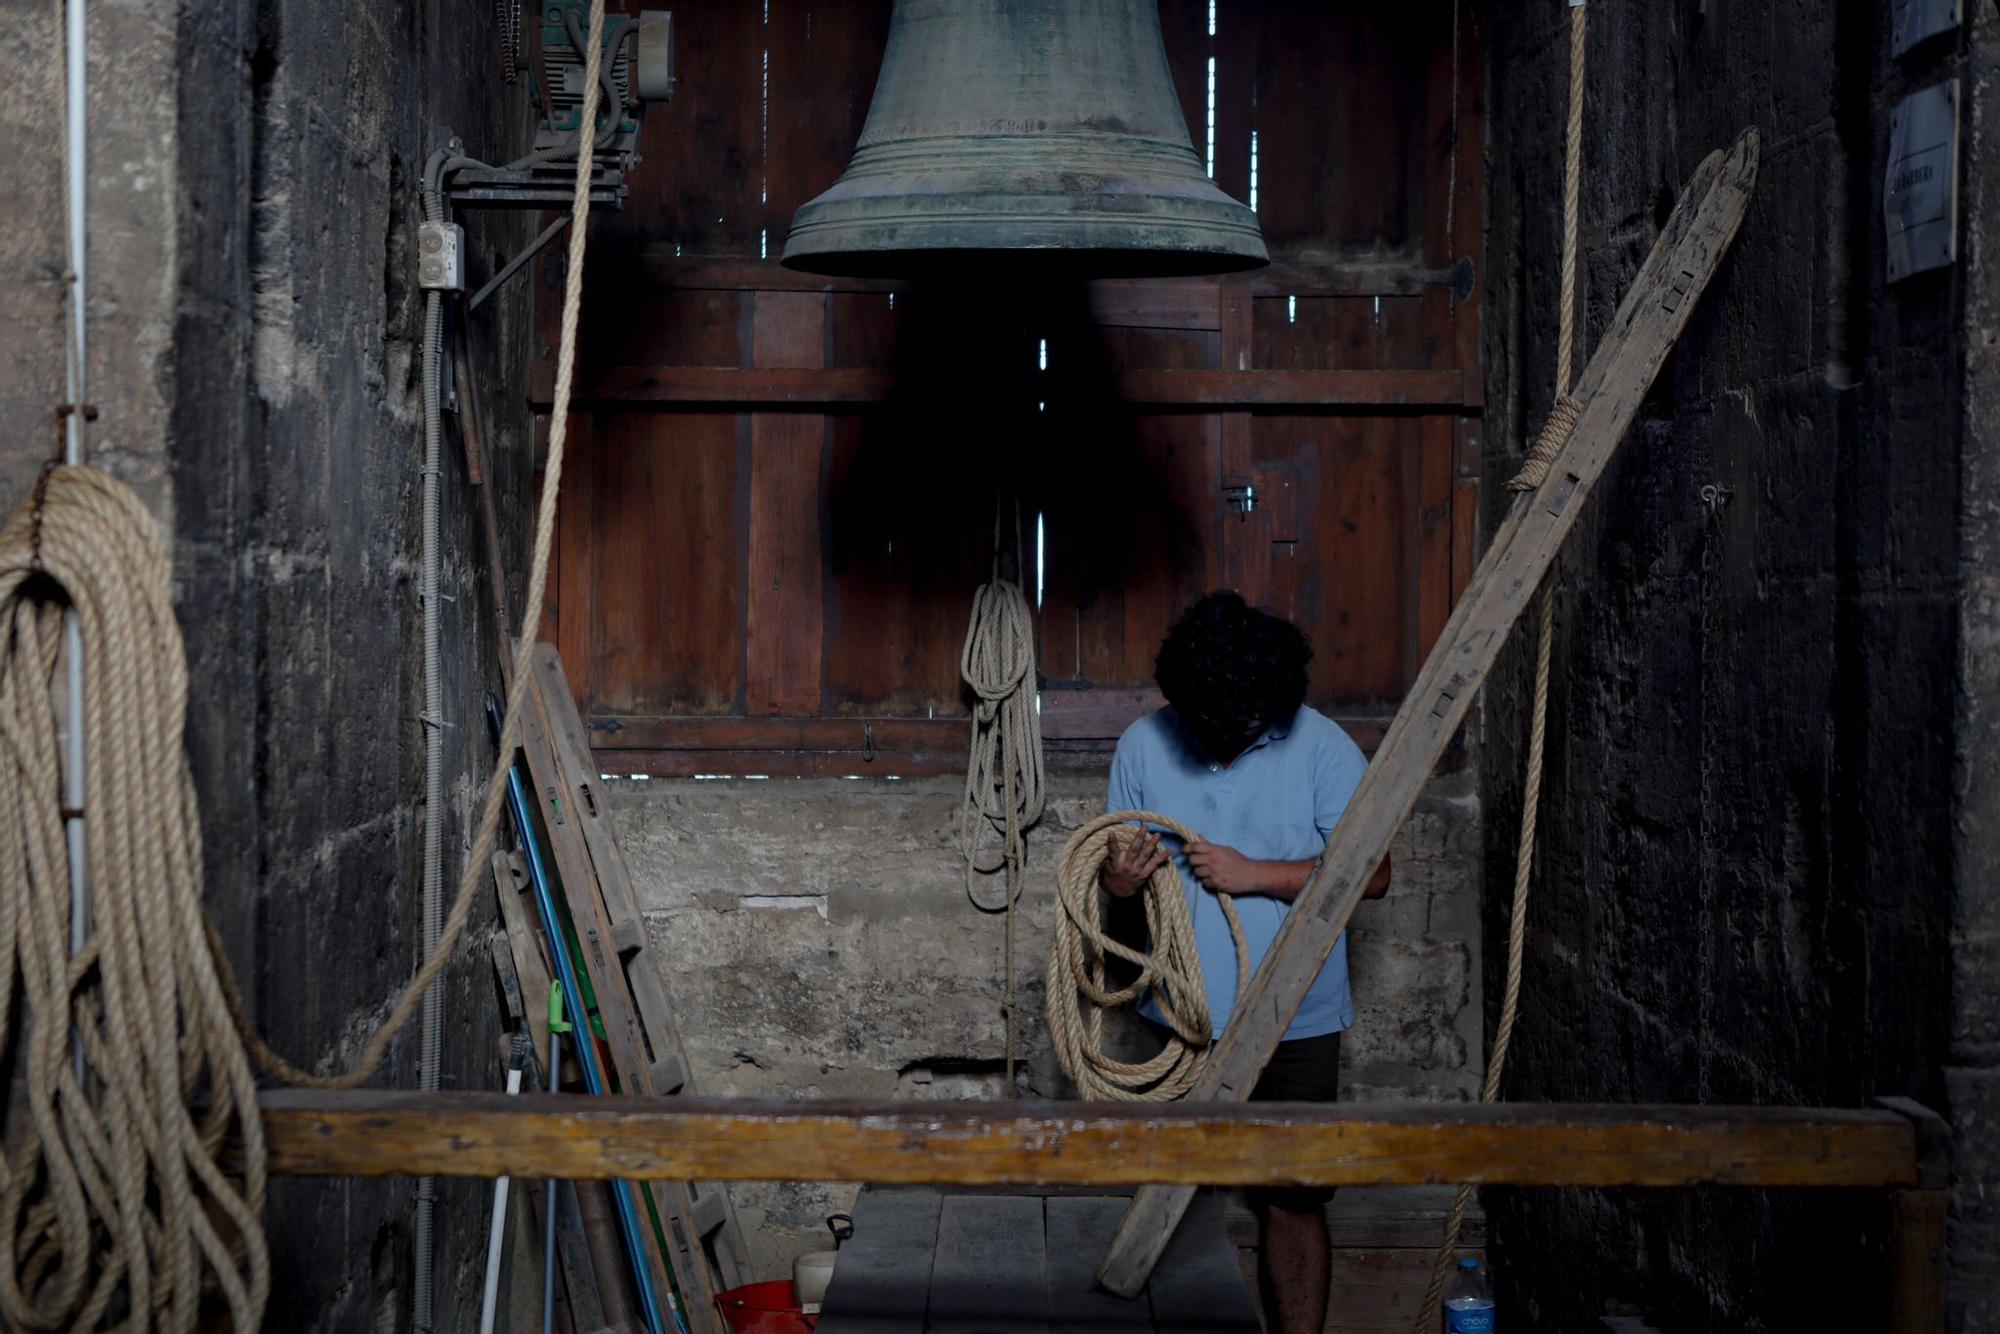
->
xmin=1222 ymin=483 xmax=1257 ymax=517
xmin=444 ymin=163 xmax=630 ymax=211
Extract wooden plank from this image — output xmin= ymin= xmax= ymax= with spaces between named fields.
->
xmin=1089 ymin=277 xmax=1222 ymax=331
xmin=553 ymin=408 xmax=596 ymax=702
xmin=491 ymin=851 xmax=557 ymax=1084
xmin=1219 ymin=280 xmax=1267 ymax=607
xmin=747 ymin=291 xmax=827 ymax=716
xmin=256 ymin=1091 xmax=1916 ymax=1191
xmin=583 ymin=710 xmax=1393 ymax=753
xmin=1098 ymin=131 xmax=1764 ymax=1297
xmin=926 ymin=1195 xmax=1048 ymax=1334
xmin=531 ymin=646 xmax=749 ymax=1288
xmin=588 ymin=747 xmax=974 ymax=780
xmin=1888 ymin=1189 xmax=1947 ymax=1334
xmin=1146 ymin=1193 xmax=1258 ymax=1333
xmin=1038 ymin=689 xmax=1166 ymax=740
xmin=586 ymin=409 xmax=745 ymax=717
xmin=818 ymin=1188 xmax=943 ymax=1334
xmin=1221 ymin=1186 xmax=1485 ymax=1250
xmin=554 ymin=367 xmax=1467 ymax=409
xmin=1414 ymin=415 xmax=1456 ymax=665
xmin=1044 ymin=1197 xmax=1153 ymax=1333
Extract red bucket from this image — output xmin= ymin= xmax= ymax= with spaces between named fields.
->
xmin=715 ymin=1280 xmax=817 ymax=1334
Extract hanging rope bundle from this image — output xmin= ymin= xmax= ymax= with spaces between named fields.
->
xmin=1416 ymin=1 xmax=1586 ymax=1325
xmin=956 ymin=518 xmax=1046 ymax=1086
xmin=0 ymin=465 xmax=268 ymax=1331
xmin=956 ymin=576 xmax=1045 ymax=911
xmin=1045 ymin=811 xmax=1249 ymax=1101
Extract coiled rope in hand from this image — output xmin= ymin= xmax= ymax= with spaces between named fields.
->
xmin=1045 ymin=811 xmax=1248 ymax=1101
xmin=0 ymin=466 xmax=267 ymax=1331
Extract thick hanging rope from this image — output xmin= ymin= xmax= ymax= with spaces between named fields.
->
xmin=957 ymin=511 xmax=1046 ymax=1088
xmin=0 ymin=2 xmax=608 ymax=1325
xmin=1045 ymin=812 xmax=1250 ymax=1101
xmin=1417 ymin=3 xmax=1584 ymax=1325
xmin=0 ymin=467 xmax=269 ymax=1331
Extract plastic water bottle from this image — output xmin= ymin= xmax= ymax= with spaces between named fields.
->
xmin=1443 ymin=1255 xmax=1495 ymax=1333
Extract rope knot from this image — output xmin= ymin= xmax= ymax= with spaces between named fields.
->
xmin=1506 ymin=393 xmax=1580 ymax=493
xmin=27 ymin=458 xmax=63 ymax=573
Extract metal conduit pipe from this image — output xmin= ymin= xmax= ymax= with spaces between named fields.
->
xmin=413 ymin=147 xmax=456 ymax=1333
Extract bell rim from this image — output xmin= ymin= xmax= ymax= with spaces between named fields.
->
xmin=777 ymin=243 xmax=1270 ymax=278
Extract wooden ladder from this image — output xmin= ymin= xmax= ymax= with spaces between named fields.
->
xmin=506 ymin=641 xmax=752 ymax=1333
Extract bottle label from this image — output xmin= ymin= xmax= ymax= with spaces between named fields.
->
xmin=1445 ymin=1306 xmax=1495 ymax=1334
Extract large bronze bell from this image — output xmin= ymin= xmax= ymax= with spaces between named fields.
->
xmin=782 ymin=0 xmax=1268 ymax=276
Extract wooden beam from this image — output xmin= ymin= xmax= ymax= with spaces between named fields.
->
xmin=1097 ymin=129 xmax=1763 ymax=1295
xmin=548 ymin=367 xmax=1468 ymax=410
xmin=583 ymin=709 xmax=1394 ymax=754
xmin=256 ymin=1092 xmax=1915 ymax=1190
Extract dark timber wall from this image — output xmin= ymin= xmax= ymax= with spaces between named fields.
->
xmin=0 ymin=1 xmax=543 ymax=1328
xmin=173 ymin=4 xmax=537 ymax=1326
xmin=1482 ymin=2 xmax=1998 ymax=1329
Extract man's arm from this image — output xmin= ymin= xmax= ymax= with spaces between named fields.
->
xmin=1186 ymin=841 xmax=1392 ymax=902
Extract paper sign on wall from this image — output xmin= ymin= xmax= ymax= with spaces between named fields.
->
xmin=1885 ymin=80 xmax=1958 ymax=284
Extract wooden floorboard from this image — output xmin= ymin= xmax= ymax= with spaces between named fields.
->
xmin=927 ymin=1195 xmax=1051 ymax=1334
xmin=1045 ymin=1197 xmax=1154 ymax=1333
xmin=818 ymin=1188 xmax=944 ymax=1334
xmin=1146 ymin=1193 xmax=1260 ymax=1333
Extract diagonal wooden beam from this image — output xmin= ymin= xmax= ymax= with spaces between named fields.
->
xmin=1096 ymin=129 xmax=1763 ymax=1296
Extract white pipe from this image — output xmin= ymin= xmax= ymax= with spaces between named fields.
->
xmin=478 ymin=1058 xmax=526 ymax=1334
xmin=61 ymin=0 xmax=90 ymax=1082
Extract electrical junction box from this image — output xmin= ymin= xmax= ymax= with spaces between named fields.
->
xmin=1885 ymin=80 xmax=1958 ymax=283
xmin=417 ymin=221 xmax=465 ymax=291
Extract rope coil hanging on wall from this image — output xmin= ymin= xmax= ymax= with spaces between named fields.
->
xmin=0 ymin=466 xmax=269 ymax=1330
xmin=957 ymin=501 xmax=1046 ymax=1087
xmin=0 ymin=0 xmax=613 ymax=1325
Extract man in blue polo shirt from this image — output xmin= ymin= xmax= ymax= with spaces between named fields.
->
xmin=1098 ymin=591 xmax=1389 ymax=1334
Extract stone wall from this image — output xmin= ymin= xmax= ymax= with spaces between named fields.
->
xmin=175 ymin=4 xmax=539 ymax=1327
xmin=610 ymin=766 xmax=1483 ymax=1279
xmin=1482 ymin=1 xmax=1995 ymax=1328
xmin=3 ymin=1 xmax=538 ymax=1328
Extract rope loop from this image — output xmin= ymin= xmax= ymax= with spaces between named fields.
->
xmin=1506 ymin=393 xmax=1581 ymax=492
xmin=1044 ymin=811 xmax=1249 ymax=1102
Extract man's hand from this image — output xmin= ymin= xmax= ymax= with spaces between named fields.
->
xmin=1185 ymin=838 xmax=1267 ymax=894
xmin=1100 ymin=828 xmax=1169 ymax=898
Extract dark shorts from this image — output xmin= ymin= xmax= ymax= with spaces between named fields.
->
xmin=1247 ymin=1030 xmax=1341 ymax=1213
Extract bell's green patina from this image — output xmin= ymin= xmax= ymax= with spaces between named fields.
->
xmin=782 ymin=0 xmax=1268 ymax=277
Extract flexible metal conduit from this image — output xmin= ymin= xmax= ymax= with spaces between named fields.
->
xmin=413 ymin=148 xmax=459 ymax=1334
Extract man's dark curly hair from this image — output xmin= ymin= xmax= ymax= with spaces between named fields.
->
xmin=1154 ymin=591 xmax=1313 ymax=739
